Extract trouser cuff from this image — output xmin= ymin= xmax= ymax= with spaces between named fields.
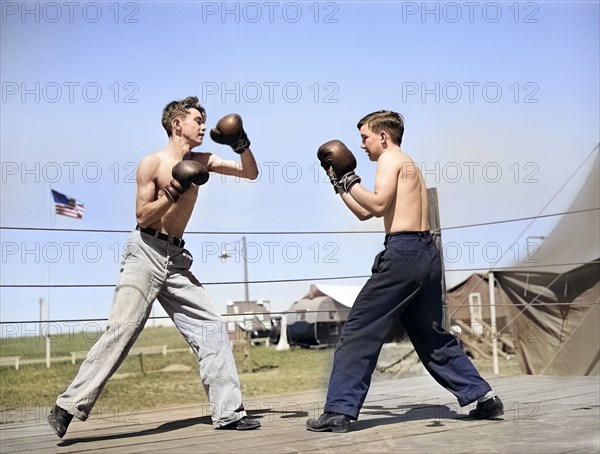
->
xmin=457 ymin=383 xmax=493 ymax=407
xmin=324 ymin=403 xmax=359 ymax=420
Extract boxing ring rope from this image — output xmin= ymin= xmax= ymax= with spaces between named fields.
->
xmin=2 ymin=212 xmax=598 ymax=378
xmin=1 ymin=207 xmax=597 ymax=292
xmin=1 ymin=207 xmax=598 ymax=326
xmin=0 ymin=261 xmax=596 ymax=289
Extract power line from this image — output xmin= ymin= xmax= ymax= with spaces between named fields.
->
xmin=0 ymin=227 xmax=380 ymax=234
xmin=441 ymin=208 xmax=599 ymax=231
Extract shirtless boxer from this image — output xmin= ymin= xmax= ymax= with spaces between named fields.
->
xmin=48 ymin=96 xmax=261 ymax=438
xmin=306 ymin=110 xmax=503 ymax=433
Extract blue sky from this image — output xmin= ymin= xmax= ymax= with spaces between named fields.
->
xmin=1 ymin=1 xmax=599 ymax=334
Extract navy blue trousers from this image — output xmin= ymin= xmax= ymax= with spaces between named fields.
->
xmin=324 ymin=232 xmax=491 ymax=420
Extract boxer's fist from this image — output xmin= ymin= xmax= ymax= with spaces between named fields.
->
xmin=172 ymin=160 xmax=209 ymax=188
xmin=210 ymin=114 xmax=251 ymax=154
xmin=163 ymin=160 xmax=209 ymax=203
xmin=317 ymin=140 xmax=361 ymax=193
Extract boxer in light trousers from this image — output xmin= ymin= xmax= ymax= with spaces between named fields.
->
xmin=48 ymin=96 xmax=261 ymax=438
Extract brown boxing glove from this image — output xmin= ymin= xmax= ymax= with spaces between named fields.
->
xmin=163 ymin=160 xmax=209 ymax=203
xmin=317 ymin=140 xmax=361 ymax=194
xmin=209 ymin=114 xmax=251 ymax=154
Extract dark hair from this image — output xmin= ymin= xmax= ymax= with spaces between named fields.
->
xmin=161 ymin=96 xmax=206 ymax=137
xmin=357 ymin=110 xmax=405 ymax=145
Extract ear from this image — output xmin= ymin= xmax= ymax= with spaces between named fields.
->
xmin=172 ymin=117 xmax=182 ymax=134
xmin=380 ymin=132 xmax=386 ymax=143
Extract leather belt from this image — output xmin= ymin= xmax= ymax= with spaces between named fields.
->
xmin=136 ymin=225 xmax=185 ymax=248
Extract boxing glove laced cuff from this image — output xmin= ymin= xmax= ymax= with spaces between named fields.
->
xmin=233 ymin=135 xmax=251 ymax=154
xmin=162 ymin=185 xmax=180 ymax=203
xmin=337 ymin=173 xmax=361 ymax=193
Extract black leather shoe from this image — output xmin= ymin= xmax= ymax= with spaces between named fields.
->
xmin=217 ymin=416 xmax=261 ymax=430
xmin=306 ymin=412 xmax=351 ymax=433
xmin=468 ymin=396 xmax=504 ymax=419
xmin=47 ymin=405 xmax=73 ymax=438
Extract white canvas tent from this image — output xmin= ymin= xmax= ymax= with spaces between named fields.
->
xmin=285 ymin=284 xmax=406 ymax=347
xmin=513 ymin=152 xmax=600 ymax=274
xmin=284 ymin=284 xmax=361 ymax=347
xmin=299 ymin=284 xmax=362 ymax=308
xmin=466 ymin=150 xmax=600 ymax=375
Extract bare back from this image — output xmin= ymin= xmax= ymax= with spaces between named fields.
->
xmin=382 ymin=151 xmax=430 ymax=233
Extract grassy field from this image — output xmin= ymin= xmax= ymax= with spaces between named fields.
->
xmin=0 ymin=325 xmax=191 ymax=358
xmin=0 ymin=326 xmax=520 ymax=424
xmin=0 ymin=326 xmax=334 ymax=423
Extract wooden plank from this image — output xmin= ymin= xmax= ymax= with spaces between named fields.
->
xmin=1 ymin=375 xmax=598 ymax=454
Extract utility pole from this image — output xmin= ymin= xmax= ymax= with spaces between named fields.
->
xmin=220 ymin=237 xmax=250 ymax=303
xmin=39 ymin=298 xmax=44 ymax=336
xmin=241 ymin=236 xmax=249 ymax=303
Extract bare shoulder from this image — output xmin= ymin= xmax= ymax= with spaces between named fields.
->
xmin=139 ymin=151 xmax=163 ymax=166
xmin=204 ymin=151 xmax=230 ymax=172
xmin=378 ymin=149 xmax=414 ymax=171
xmin=188 ymin=151 xmax=213 ymax=167
xmin=137 ymin=151 xmax=162 ymax=179
xmin=397 ymin=149 xmax=416 ymax=165
xmin=395 ymin=150 xmax=420 ymax=174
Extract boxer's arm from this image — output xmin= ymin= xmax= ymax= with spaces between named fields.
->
xmin=347 ymin=153 xmax=399 ymax=217
xmin=206 ymin=150 xmax=259 ymax=180
xmin=135 ymin=156 xmax=173 ymax=228
xmin=340 ymin=191 xmax=373 ymax=220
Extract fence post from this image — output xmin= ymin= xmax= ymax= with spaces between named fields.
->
xmin=427 ymin=187 xmax=448 ymax=330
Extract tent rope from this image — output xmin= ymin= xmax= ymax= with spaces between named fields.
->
xmin=490 ymin=144 xmax=599 ymax=270
xmin=538 ymin=295 xmax=600 ymax=375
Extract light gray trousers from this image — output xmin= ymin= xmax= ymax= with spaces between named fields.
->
xmin=56 ymin=229 xmax=246 ymax=427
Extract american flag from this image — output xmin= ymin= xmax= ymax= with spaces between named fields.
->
xmin=51 ymin=189 xmax=85 ymax=219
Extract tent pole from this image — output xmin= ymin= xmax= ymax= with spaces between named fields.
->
xmin=488 ymin=271 xmax=499 ymax=374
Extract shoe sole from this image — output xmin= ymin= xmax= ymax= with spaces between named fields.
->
xmin=234 ymin=424 xmax=261 ymax=430
xmin=47 ymin=419 xmax=66 ymax=438
xmin=306 ymin=423 xmax=350 ymax=433
xmin=467 ymin=410 xmax=504 ymax=420
xmin=216 ymin=421 xmax=261 ymax=430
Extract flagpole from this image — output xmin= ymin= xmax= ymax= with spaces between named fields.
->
xmin=45 ymin=187 xmax=85 ymax=366
xmin=46 ymin=186 xmax=53 ymax=368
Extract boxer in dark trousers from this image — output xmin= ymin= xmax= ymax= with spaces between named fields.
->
xmin=307 ymin=110 xmax=503 ymax=433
